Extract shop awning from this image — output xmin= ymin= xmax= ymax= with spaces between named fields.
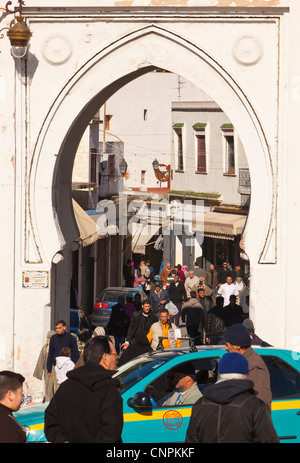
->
xmin=131 ymin=223 xmax=160 ymax=254
xmin=86 ymin=204 xmax=120 ymax=236
xmin=72 ymin=199 xmax=101 ymax=247
xmin=203 ymin=212 xmax=247 ymax=240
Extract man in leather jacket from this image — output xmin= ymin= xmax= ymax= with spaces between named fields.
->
xmin=205 ymin=296 xmax=227 ymax=345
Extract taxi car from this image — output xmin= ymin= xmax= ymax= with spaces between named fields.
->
xmin=14 ymin=344 xmax=300 ymax=443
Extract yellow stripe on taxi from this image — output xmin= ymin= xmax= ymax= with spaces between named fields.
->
xmin=29 ymin=400 xmax=300 ymax=431
xmin=271 ymin=400 xmax=300 ymax=411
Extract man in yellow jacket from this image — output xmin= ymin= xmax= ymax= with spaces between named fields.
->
xmin=148 ymin=308 xmax=181 ymax=350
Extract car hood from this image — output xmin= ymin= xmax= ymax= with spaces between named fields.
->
xmin=14 ymin=402 xmax=48 ymax=426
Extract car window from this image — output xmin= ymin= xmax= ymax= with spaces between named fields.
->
xmin=145 ymin=358 xmax=219 ymax=407
xmin=124 ymin=292 xmax=140 ymax=299
xmin=262 ymin=356 xmax=300 ymax=400
xmin=114 ymin=355 xmax=176 ymax=394
xmin=101 ymin=290 xmax=142 ymax=301
xmin=101 ymin=291 xmax=121 ymax=301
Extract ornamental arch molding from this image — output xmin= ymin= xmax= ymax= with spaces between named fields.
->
xmin=30 ymin=25 xmax=276 ymax=269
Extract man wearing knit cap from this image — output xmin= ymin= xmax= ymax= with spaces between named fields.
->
xmin=224 ymin=323 xmax=272 ymax=411
xmin=186 ymin=352 xmax=279 ymax=443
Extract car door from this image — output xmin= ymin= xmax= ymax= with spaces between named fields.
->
xmin=261 ymin=350 xmax=300 ymax=443
xmin=122 ymin=354 xmax=220 ymax=443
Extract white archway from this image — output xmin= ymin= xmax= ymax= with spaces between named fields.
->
xmin=31 ymin=25 xmax=276 ymax=338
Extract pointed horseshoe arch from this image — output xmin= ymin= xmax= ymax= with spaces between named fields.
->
xmin=30 ymin=24 xmax=276 ymax=268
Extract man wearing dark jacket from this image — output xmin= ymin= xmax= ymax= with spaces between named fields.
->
xmin=0 ymin=371 xmax=27 ymax=443
xmin=186 ymin=352 xmax=279 ymax=443
xmin=47 ymin=320 xmax=80 ymax=384
xmin=149 ymin=281 xmax=169 ymax=314
xmin=205 ymin=296 xmax=227 ymax=345
xmin=217 ymin=261 xmax=231 ymax=285
xmin=224 ymin=295 xmax=244 ymax=327
xmin=168 ymin=274 xmax=187 ymax=326
xmin=107 ymin=296 xmax=130 ymax=354
xmin=44 ymin=336 xmax=123 ymax=443
xmin=181 ymin=291 xmax=205 ymax=344
xmin=118 ymin=300 xmax=157 ymax=365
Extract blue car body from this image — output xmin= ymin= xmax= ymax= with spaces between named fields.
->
xmin=14 ymin=346 xmax=300 ymax=443
xmin=70 ymin=309 xmax=80 ymax=335
xmin=91 ymin=287 xmax=146 ymax=327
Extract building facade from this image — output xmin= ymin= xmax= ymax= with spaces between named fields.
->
xmin=170 ymin=100 xmax=249 ymax=271
xmin=0 ymin=0 xmax=299 ymax=398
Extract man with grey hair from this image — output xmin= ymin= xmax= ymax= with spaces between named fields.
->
xmin=184 ymin=270 xmax=199 ymax=299
xmin=186 ymin=352 xmax=279 ymax=443
xmin=44 ymin=336 xmax=123 ymax=443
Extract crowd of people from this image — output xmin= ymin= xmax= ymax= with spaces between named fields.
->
xmin=1 ymin=258 xmax=278 ymax=444
xmin=111 ymin=258 xmax=251 ymax=357
xmin=32 ymin=258 xmax=253 ymax=398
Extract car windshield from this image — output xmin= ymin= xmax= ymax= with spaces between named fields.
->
xmin=101 ymin=290 xmax=139 ymax=302
xmin=113 ymin=353 xmax=177 ymax=394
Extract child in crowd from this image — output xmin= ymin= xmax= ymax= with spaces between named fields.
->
xmin=55 ymin=347 xmax=75 ymax=387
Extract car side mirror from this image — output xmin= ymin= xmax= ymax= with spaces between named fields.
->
xmin=127 ymin=392 xmax=153 ymax=411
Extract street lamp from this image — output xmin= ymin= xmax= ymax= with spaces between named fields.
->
xmin=152 ymin=158 xmax=172 ymax=187
xmin=152 ymin=159 xmax=159 ymax=172
xmin=119 ymin=159 xmax=128 ymax=176
xmin=5 ymin=1 xmax=32 ymax=59
xmin=99 ymin=158 xmax=128 ymax=184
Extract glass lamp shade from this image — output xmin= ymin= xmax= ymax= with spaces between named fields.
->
xmin=119 ymin=159 xmax=128 ymax=176
xmin=11 ymin=45 xmax=27 ymax=58
xmin=152 ymin=159 xmax=159 ymax=171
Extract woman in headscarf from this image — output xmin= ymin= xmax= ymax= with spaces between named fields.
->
xmin=73 ymin=326 xmax=106 ymax=369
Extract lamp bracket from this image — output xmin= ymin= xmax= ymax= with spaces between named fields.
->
xmin=5 ymin=0 xmax=25 ymax=15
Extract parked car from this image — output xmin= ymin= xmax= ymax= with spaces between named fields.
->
xmin=14 ymin=344 xmax=300 ymax=443
xmin=91 ymin=287 xmax=147 ymax=327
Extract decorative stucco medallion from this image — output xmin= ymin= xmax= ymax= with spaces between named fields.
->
xmin=42 ymin=33 xmax=73 ymax=65
xmin=233 ymin=35 xmax=263 ymax=66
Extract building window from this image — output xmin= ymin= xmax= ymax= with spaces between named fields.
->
xmin=141 ymin=170 xmax=146 ymax=184
xmin=90 ymin=148 xmax=97 ymax=183
xmin=105 ymin=115 xmax=112 ymax=131
xmin=196 ymin=134 xmax=206 ymax=173
xmin=99 ymin=141 xmax=124 ymax=181
xmin=193 ymin=124 xmax=207 ymax=174
xmin=173 ymin=124 xmax=184 ymax=171
xmin=89 ymin=116 xmax=100 ymax=184
xmin=144 ymin=109 xmax=148 ymax=121
xmin=108 ymin=154 xmax=115 ymax=179
xmin=221 ymin=124 xmax=235 ymax=175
